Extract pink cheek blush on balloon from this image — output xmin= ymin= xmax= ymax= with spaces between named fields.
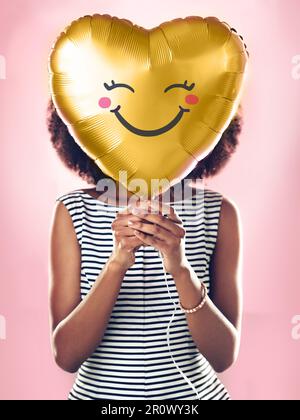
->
xmin=98 ymin=97 xmax=111 ymax=108
xmin=185 ymin=94 xmax=199 ymax=105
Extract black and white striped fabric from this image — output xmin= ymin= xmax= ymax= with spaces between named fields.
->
xmin=56 ymin=188 xmax=230 ymax=400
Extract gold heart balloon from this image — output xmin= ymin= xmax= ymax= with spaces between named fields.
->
xmin=48 ymin=14 xmax=248 ymax=198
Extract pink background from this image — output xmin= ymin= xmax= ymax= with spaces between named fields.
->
xmin=0 ymin=0 xmax=300 ymax=400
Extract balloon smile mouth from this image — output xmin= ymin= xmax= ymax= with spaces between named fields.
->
xmin=110 ymin=105 xmax=190 ymax=137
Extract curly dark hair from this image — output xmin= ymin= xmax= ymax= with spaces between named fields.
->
xmin=46 ymin=98 xmax=243 ymax=184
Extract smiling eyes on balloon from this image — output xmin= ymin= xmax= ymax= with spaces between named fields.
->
xmin=98 ymin=80 xmax=199 ymax=108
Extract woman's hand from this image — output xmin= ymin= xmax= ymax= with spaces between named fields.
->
xmin=110 ymin=207 xmax=146 ymax=271
xmin=128 ymin=201 xmax=189 ymax=277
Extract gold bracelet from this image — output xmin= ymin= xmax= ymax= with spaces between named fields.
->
xmin=179 ymin=282 xmax=207 ymax=314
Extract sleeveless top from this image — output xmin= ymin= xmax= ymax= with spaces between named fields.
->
xmin=55 ymin=187 xmax=231 ymax=400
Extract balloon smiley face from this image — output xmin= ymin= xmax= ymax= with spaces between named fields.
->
xmin=98 ymin=80 xmax=199 ymax=137
xmin=49 ymin=14 xmax=248 ymax=197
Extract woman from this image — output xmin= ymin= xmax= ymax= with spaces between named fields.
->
xmin=47 ymin=99 xmax=243 ymax=400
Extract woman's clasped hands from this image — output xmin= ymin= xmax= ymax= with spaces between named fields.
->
xmin=111 ymin=199 xmax=188 ymax=276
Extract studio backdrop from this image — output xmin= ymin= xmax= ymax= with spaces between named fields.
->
xmin=0 ymin=0 xmax=299 ymax=400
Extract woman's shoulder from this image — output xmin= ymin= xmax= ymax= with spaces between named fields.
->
xmin=56 ymin=188 xmax=85 ymax=200
xmin=55 ymin=188 xmax=93 ymax=214
xmin=202 ymin=187 xmax=240 ymax=227
xmin=203 ymin=187 xmax=223 ymax=201
xmin=202 ymin=188 xmax=241 ymax=254
xmin=204 ymin=188 xmax=238 ymax=211
xmin=205 ymin=189 xmax=241 ymax=234
xmin=55 ymin=187 xmax=98 ymax=203
xmin=54 ymin=189 xmax=87 ymax=246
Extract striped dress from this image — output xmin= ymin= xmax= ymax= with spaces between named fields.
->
xmin=56 ymin=187 xmax=230 ymax=400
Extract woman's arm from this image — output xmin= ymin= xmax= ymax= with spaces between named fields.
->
xmin=130 ymin=196 xmax=243 ymax=373
xmin=49 ymin=201 xmax=142 ymax=373
xmin=173 ymin=197 xmax=243 ymax=372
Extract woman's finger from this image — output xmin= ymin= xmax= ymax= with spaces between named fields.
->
xmin=120 ymin=236 xmax=145 ymax=251
xmin=112 ymin=214 xmax=145 ymax=229
xmin=133 ymin=212 xmax=185 ymax=238
xmin=128 ymin=220 xmax=173 ymax=243
xmin=133 ymin=230 xmax=161 ymax=249
xmin=147 ymin=200 xmax=182 ymax=224
xmin=131 ymin=200 xmax=182 ymax=225
xmin=113 ymin=227 xmax=137 ymax=237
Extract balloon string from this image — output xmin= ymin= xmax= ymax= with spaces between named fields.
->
xmin=158 ymin=250 xmax=201 ymax=400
